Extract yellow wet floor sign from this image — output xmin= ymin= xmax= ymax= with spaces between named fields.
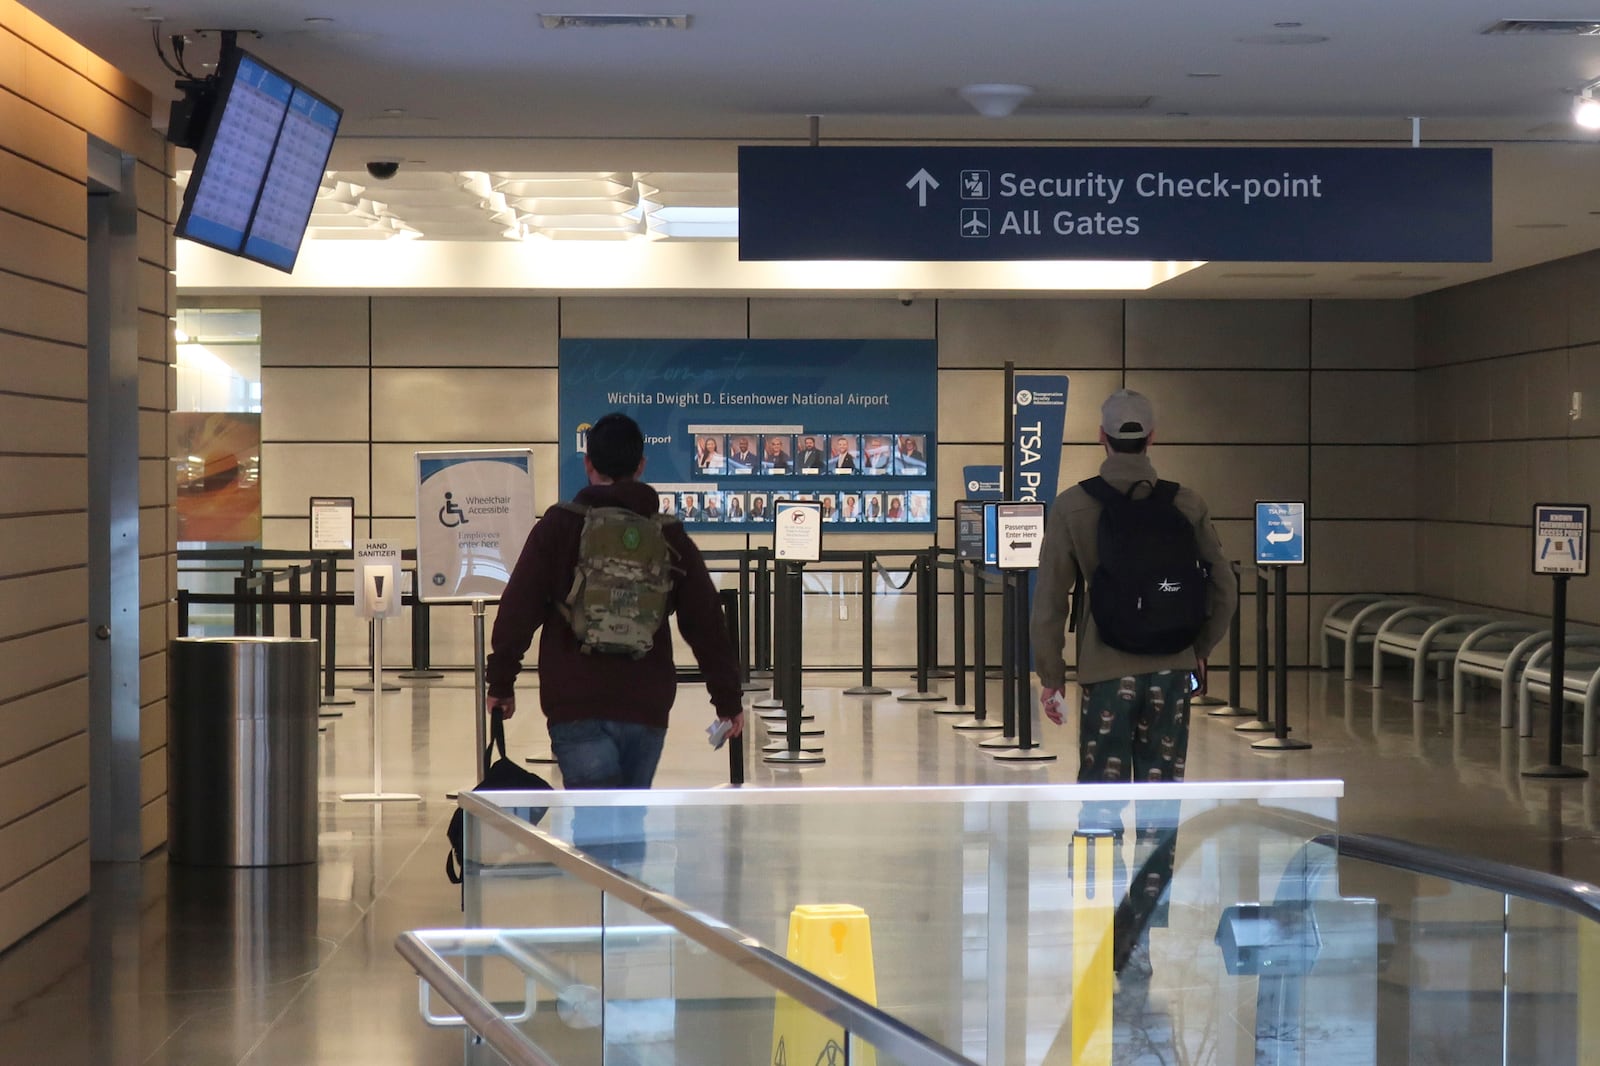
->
xmin=772 ymin=904 xmax=878 ymax=1066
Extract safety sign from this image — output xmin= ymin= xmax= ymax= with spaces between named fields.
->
xmin=1533 ymin=504 xmax=1590 ymax=576
xmin=773 ymin=499 xmax=823 ymax=562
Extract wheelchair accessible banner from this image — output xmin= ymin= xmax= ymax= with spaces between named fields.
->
xmin=559 ymin=339 xmax=938 ymax=531
xmin=1011 ymin=374 xmax=1068 ymax=508
xmin=415 ymin=449 xmax=536 ymax=602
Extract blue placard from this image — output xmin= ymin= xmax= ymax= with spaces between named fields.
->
xmin=1012 ymin=374 xmax=1068 ymax=508
xmin=963 ymin=465 xmax=1002 ymax=501
xmin=739 ymin=146 xmax=1491 ymax=262
xmin=1255 ymin=501 xmax=1306 ymax=566
xmin=559 ymin=339 xmax=937 ymax=531
xmin=1533 ymin=503 xmax=1590 ymax=576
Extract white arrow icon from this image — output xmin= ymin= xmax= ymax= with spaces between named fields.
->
xmin=906 ymin=168 xmax=939 ymax=207
xmin=1265 ymin=529 xmax=1294 ymax=544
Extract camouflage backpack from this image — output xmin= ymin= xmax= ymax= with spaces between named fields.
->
xmin=556 ymin=502 xmax=678 ymax=657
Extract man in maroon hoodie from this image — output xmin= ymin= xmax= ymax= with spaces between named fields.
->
xmin=485 ymin=413 xmax=744 ymax=790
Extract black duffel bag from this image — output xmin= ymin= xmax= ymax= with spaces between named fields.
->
xmin=446 ymin=709 xmax=553 ymax=887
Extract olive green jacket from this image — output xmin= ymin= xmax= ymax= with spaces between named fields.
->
xmin=1030 ymin=452 xmax=1237 ymax=688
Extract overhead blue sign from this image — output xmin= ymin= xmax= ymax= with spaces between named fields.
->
xmin=739 ymin=146 xmax=1492 ymax=262
xmin=559 ymin=339 xmax=937 ymax=531
xmin=1255 ymin=501 xmax=1307 ymax=566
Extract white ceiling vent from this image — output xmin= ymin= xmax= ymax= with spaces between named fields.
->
xmin=539 ymin=13 xmax=690 ymax=29
xmin=1481 ymin=19 xmax=1600 ymax=36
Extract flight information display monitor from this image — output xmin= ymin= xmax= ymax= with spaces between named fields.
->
xmin=174 ymin=49 xmax=341 ymax=274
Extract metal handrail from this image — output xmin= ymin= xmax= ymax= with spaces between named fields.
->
xmin=396 ymin=932 xmax=559 ymax=1065
xmin=1326 ymin=832 xmax=1600 ymax=925
xmin=454 ymin=790 xmax=981 ymax=1066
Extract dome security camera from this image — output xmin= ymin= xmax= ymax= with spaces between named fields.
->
xmin=365 ymin=159 xmax=401 ymax=180
xmin=898 ymin=293 xmax=914 ymax=306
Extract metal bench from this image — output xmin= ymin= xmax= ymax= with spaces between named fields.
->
xmin=1451 ymin=621 xmax=1551 ymax=726
xmin=1320 ymin=595 xmax=1418 ymax=681
xmin=1518 ymin=637 xmax=1600 ymax=755
xmin=1371 ymin=607 xmax=1499 ymax=702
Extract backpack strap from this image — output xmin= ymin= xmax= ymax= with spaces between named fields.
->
xmin=1151 ymin=480 xmax=1181 ymax=505
xmin=557 ymin=501 xmax=589 ymax=518
xmin=1079 ymin=476 xmax=1118 ymax=506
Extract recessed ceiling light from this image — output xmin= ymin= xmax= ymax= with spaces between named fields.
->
xmin=382 ymin=107 xmax=406 ymax=115
xmin=1273 ymin=21 xmax=1304 ymax=29
xmin=304 ymin=16 xmax=334 ymax=24
xmin=1186 ymin=71 xmax=1222 ymax=78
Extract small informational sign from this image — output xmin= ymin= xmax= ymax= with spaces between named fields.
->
xmin=773 ymin=499 xmax=823 ymax=562
xmin=962 ymin=465 xmax=1003 ymax=502
xmin=354 ymin=538 xmax=403 ymax=619
xmin=308 ymin=495 xmax=354 ymax=552
xmin=1255 ymin=501 xmax=1307 ymax=566
xmin=416 ymin=449 xmax=536 ymax=602
xmin=1534 ymin=504 xmax=1590 ymax=576
xmin=955 ymin=500 xmax=986 ymax=561
xmin=996 ymin=502 xmax=1046 ymax=570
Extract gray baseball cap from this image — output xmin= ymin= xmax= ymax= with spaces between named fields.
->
xmin=1101 ymin=388 xmax=1155 ymax=439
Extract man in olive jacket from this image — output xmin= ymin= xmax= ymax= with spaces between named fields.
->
xmin=1030 ymin=388 xmax=1236 ymax=975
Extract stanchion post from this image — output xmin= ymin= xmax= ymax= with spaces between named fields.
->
xmin=953 ymin=562 xmax=968 ymax=707
xmin=898 ymin=551 xmax=948 ymax=703
xmin=310 ymin=557 xmax=323 ymax=642
xmin=1525 ymin=572 xmax=1587 ymax=778
xmin=176 ymin=588 xmax=190 ymax=637
xmin=994 ymin=569 xmax=1057 ymax=762
xmin=736 ymin=551 xmax=762 ymax=692
xmin=1252 ymin=565 xmax=1311 ymax=751
xmin=399 ymin=576 xmax=444 ymax=680
xmin=956 ymin=571 xmax=1001 ymax=732
xmin=340 ymin=614 xmax=421 ymax=803
xmin=980 ymin=572 xmax=1020 ymax=750
xmin=319 ymin=559 xmax=353 ymax=709
xmin=1237 ymin=568 xmax=1275 ymax=734
xmin=1208 ymin=561 xmax=1252 ymax=718
xmin=260 ymin=573 xmax=275 ymax=637
xmin=846 ymin=553 xmax=889 ymax=696
xmin=928 ymin=551 xmax=952 ymax=679
xmin=753 ymin=548 xmax=773 ymax=677
xmin=765 ymin=561 xmax=824 ymax=765
xmin=288 ymin=565 xmax=303 ymax=638
xmin=234 ymin=575 xmax=251 ymax=636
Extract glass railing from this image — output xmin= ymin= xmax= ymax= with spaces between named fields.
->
xmin=400 ymin=781 xmax=1347 ymax=1065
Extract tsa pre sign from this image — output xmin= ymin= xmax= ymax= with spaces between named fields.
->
xmin=415 ymin=450 xmax=536 ymax=602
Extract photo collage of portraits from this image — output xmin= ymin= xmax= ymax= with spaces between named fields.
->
xmin=664 ymin=431 xmax=934 ymax=527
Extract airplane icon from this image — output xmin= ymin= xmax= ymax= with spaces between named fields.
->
xmin=960 ymin=208 xmax=990 ymax=237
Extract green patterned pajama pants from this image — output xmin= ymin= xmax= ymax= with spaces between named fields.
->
xmin=1077 ymin=669 xmax=1192 ymax=970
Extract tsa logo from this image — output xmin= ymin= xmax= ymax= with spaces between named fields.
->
xmin=968 ymin=479 xmax=980 ymax=492
xmin=1015 ymin=389 xmax=1033 ymax=406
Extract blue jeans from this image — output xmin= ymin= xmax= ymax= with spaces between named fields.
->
xmin=547 ymin=719 xmax=667 ymax=789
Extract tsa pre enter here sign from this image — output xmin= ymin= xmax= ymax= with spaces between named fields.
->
xmin=1255 ymin=502 xmax=1306 ymax=566
xmin=1534 ymin=504 xmax=1590 ymax=576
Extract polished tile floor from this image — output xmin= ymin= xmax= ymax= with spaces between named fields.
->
xmin=2 ymin=663 xmax=1598 ymax=1065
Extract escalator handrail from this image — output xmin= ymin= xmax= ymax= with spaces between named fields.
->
xmin=1324 ymin=832 xmax=1600 ymax=924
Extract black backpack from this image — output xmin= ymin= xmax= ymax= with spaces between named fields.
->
xmin=1079 ymin=476 xmax=1209 ymax=655
xmin=446 ymin=710 xmax=553 ymax=890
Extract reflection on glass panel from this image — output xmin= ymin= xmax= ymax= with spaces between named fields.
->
xmin=460 ymin=784 xmax=1351 ymax=1066
xmin=1507 ymin=896 xmax=1579 ymax=1066
xmin=175 ymin=306 xmax=263 ymax=633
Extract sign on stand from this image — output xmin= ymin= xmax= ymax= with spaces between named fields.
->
xmin=309 ymin=496 xmax=354 ymax=552
xmin=354 ymin=539 xmax=402 ymax=619
xmin=415 ymin=449 xmax=536 ymax=603
xmin=1533 ymin=504 xmax=1590 ymax=576
xmin=996 ymin=503 xmax=1046 ymax=570
xmin=1255 ymin=502 xmax=1306 ymax=566
xmin=955 ymin=500 xmax=986 ymax=561
xmin=773 ymin=499 xmax=823 ymax=562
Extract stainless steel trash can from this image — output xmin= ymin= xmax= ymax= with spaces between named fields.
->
xmin=168 ymin=637 xmax=320 ymax=866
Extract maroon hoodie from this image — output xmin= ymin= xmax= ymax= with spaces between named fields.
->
xmin=485 ymin=479 xmax=743 ymax=728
